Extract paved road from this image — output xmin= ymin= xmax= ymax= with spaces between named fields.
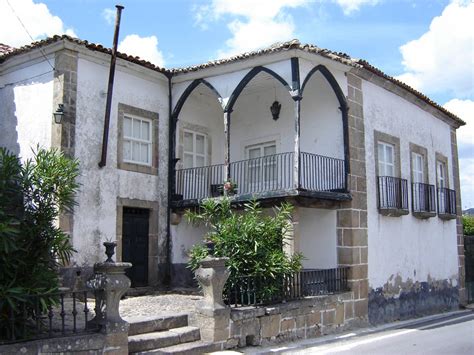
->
xmin=246 ymin=311 xmax=474 ymax=355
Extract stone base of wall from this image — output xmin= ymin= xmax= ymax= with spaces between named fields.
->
xmin=224 ymin=292 xmax=367 ymax=348
xmin=0 ymin=333 xmax=105 ymax=355
xmin=368 ymin=280 xmax=459 ymax=325
xmin=170 ymin=263 xmax=197 ymax=288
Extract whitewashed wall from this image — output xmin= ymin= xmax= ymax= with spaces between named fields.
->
xmin=0 ymin=59 xmax=54 ymax=159
xmin=298 ymin=208 xmax=338 ymax=269
xmin=72 ymin=56 xmax=169 ymax=265
xmin=363 ymin=79 xmax=458 ymax=289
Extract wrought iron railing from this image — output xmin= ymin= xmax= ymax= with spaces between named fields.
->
xmin=300 ymin=152 xmax=346 ymax=192
xmin=229 ymin=152 xmax=294 ymax=195
xmin=224 ymin=267 xmax=349 ymax=307
xmin=0 ymin=289 xmax=100 ymax=344
xmin=175 ymin=163 xmax=225 ymax=200
xmin=412 ymin=182 xmax=436 ymax=213
xmin=174 ymin=152 xmax=347 ymax=201
xmin=377 ymin=176 xmax=409 ymax=211
xmin=437 ymin=187 xmax=457 ymax=216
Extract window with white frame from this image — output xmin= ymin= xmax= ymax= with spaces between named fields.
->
xmin=245 ymin=142 xmax=277 ymax=191
xmin=412 ymin=152 xmax=424 ymax=183
xmin=183 ymin=130 xmax=207 ymax=168
xmin=437 ymin=161 xmax=447 ymax=188
xmin=123 ymin=115 xmax=152 ymax=166
xmin=377 ymin=142 xmax=395 ymax=176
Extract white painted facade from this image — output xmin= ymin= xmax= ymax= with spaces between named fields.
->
xmin=0 ymin=58 xmax=55 ymax=159
xmin=73 ymin=54 xmax=169 ymax=266
xmin=363 ymin=79 xmax=458 ymax=289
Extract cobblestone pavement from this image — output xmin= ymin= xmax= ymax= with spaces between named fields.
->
xmin=120 ymin=293 xmax=203 ymax=319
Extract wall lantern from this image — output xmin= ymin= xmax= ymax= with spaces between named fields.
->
xmin=53 ymin=104 xmax=65 ymax=124
xmin=270 ymin=101 xmax=281 ymax=121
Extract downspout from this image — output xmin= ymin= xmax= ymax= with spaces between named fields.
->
xmin=165 ymin=72 xmax=174 ymax=287
xmin=98 ymin=5 xmax=124 ymax=168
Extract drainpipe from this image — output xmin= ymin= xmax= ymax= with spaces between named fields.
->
xmin=99 ymin=4 xmax=124 ymax=168
xmin=165 ymin=73 xmax=174 ymax=287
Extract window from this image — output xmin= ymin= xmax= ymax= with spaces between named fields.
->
xmin=374 ymin=131 xmax=407 ymax=215
xmin=378 ymin=142 xmax=395 ymax=176
xmin=412 ymin=153 xmax=424 ymax=183
xmin=117 ymin=103 xmax=158 ymax=175
xmin=437 ymin=161 xmax=446 ymax=188
xmin=245 ymin=141 xmax=277 ymax=192
xmin=123 ymin=115 xmax=152 ymax=166
xmin=183 ymin=130 xmax=207 ymax=168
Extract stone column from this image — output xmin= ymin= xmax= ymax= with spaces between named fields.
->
xmin=88 ymin=243 xmax=132 ymax=354
xmin=451 ymin=128 xmax=467 ymax=305
xmin=292 ymin=96 xmax=302 ymax=189
xmin=194 ymin=257 xmax=231 ymax=342
xmin=336 ymin=71 xmax=369 ymax=323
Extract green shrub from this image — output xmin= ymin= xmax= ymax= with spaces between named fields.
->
xmin=0 ymin=147 xmax=79 ymax=339
xmin=463 ymin=215 xmax=474 ymax=236
xmin=186 ymin=198 xmax=303 ymax=302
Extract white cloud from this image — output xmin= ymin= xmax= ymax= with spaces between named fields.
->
xmin=195 ymin=0 xmax=309 ymax=58
xmin=443 ymin=98 xmax=474 ymax=209
xmin=118 ymin=34 xmax=165 ymax=67
xmin=102 ymin=8 xmax=115 ymax=26
xmin=396 ymin=1 xmax=474 ymax=98
xmin=0 ymin=0 xmax=76 ymax=47
xmin=334 ymin=0 xmax=380 ymax=15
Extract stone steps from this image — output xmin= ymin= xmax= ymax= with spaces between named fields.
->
xmin=129 ymin=326 xmax=201 ymax=353
xmin=128 ymin=314 xmax=189 ymax=336
xmin=132 ymin=340 xmax=221 ymax=355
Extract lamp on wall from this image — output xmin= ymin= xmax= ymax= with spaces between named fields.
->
xmin=270 ymin=101 xmax=281 ymax=121
xmin=53 ymin=104 xmax=65 ymax=124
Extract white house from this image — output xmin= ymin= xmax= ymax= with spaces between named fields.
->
xmin=0 ymin=36 xmax=466 ymax=325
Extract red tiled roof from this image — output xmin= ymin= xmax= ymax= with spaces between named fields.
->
xmin=0 ymin=43 xmax=15 ymax=56
xmin=0 ymin=35 xmax=464 ymax=125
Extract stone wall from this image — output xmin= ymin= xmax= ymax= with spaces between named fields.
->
xmin=222 ymin=292 xmax=364 ymax=348
xmin=368 ymin=279 xmax=459 ymax=325
xmin=0 ymin=333 xmax=106 ymax=355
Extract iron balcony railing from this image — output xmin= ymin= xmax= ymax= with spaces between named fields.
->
xmin=412 ymin=182 xmax=436 ymax=213
xmin=377 ymin=176 xmax=409 ymax=211
xmin=0 ymin=289 xmax=101 ymax=344
xmin=174 ymin=151 xmax=347 ymax=201
xmin=437 ymin=187 xmax=457 ymax=216
xmin=225 ymin=267 xmax=349 ymax=307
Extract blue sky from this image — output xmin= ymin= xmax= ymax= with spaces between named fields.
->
xmin=1 ymin=0 xmax=473 ymax=208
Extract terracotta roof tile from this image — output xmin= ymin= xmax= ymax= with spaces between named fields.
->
xmin=0 ymin=35 xmax=464 ymax=125
xmin=0 ymin=43 xmax=15 ymax=56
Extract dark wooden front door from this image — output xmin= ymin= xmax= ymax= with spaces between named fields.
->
xmin=122 ymin=207 xmax=149 ymax=287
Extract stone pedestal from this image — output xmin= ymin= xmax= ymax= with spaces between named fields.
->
xmin=88 ymin=247 xmax=132 ymax=354
xmin=194 ymin=257 xmax=231 ymax=342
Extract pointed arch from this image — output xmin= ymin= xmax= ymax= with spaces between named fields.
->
xmin=172 ymin=79 xmax=222 ymax=118
xmin=301 ymin=65 xmax=347 ymax=110
xmin=225 ymin=66 xmax=292 ymax=112
xmin=301 ymin=64 xmax=350 ymax=176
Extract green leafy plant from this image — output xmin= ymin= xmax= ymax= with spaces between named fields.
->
xmin=0 ymin=147 xmax=79 ymax=340
xmin=463 ymin=215 xmax=474 ymax=236
xmin=186 ymin=198 xmax=303 ymax=303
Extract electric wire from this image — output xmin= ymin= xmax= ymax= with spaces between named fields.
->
xmin=0 ymin=70 xmax=54 ymax=89
xmin=5 ymin=0 xmax=55 ymax=71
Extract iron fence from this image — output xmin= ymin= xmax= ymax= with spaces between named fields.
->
xmin=412 ymin=182 xmax=436 ymax=213
xmin=0 ymin=289 xmax=100 ymax=344
xmin=225 ymin=267 xmax=349 ymax=307
xmin=377 ymin=176 xmax=409 ymax=211
xmin=175 ymin=163 xmax=225 ymax=200
xmin=437 ymin=187 xmax=457 ymax=216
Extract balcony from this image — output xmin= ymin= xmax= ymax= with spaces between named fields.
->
xmin=377 ymin=176 xmax=409 ymax=216
xmin=437 ymin=187 xmax=457 ymax=219
xmin=411 ymin=182 xmax=436 ymax=218
xmin=172 ymin=151 xmax=349 ymax=208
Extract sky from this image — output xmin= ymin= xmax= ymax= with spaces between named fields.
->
xmin=0 ymin=0 xmax=473 ymax=208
